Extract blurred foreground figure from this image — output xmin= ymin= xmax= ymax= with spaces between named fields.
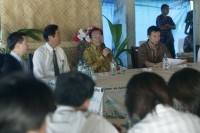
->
xmin=0 ymin=72 xmax=55 ymax=133
xmin=168 ymin=68 xmax=200 ymax=117
xmin=125 ymin=72 xmax=200 ymax=133
xmin=46 ymin=71 xmax=119 ymax=133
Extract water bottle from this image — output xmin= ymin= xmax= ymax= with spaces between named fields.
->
xmin=110 ymin=58 xmax=117 ymax=75
xmin=81 ymin=63 xmax=88 ymax=75
xmin=88 ymin=65 xmax=94 ymax=78
xmin=163 ymin=54 xmax=169 ymax=70
xmin=77 ymin=60 xmax=84 ymax=72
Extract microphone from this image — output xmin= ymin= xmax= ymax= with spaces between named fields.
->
xmin=101 ymin=43 xmax=110 ymax=58
xmin=101 ymin=43 xmax=106 ymax=50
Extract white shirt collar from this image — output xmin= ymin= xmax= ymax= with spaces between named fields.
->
xmin=45 ymin=42 xmax=58 ymax=52
xmin=10 ymin=51 xmax=21 ymax=62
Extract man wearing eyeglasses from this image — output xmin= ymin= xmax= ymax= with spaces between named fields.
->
xmin=83 ymin=27 xmax=113 ymax=73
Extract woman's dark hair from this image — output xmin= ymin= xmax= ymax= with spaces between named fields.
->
xmin=43 ymin=24 xmax=58 ymax=41
xmin=89 ymin=27 xmax=103 ymax=38
xmin=0 ymin=72 xmax=55 ymax=133
xmin=168 ymin=68 xmax=200 ymax=117
xmin=125 ymin=72 xmax=172 ymax=119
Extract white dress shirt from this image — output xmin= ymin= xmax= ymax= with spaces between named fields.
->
xmin=33 ymin=43 xmax=70 ymax=81
xmin=128 ymin=104 xmax=200 ymax=133
xmin=10 ymin=51 xmax=28 ymax=71
xmin=46 ymin=106 xmax=119 ymax=133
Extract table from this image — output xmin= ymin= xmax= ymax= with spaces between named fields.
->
xmin=88 ymin=63 xmax=200 ymax=132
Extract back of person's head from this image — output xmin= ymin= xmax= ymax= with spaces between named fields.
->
xmin=0 ymin=54 xmax=22 ymax=76
xmin=125 ymin=72 xmax=172 ymax=120
xmin=43 ymin=24 xmax=58 ymax=42
xmin=89 ymin=27 xmax=103 ymax=38
xmin=0 ymin=72 xmax=55 ymax=133
xmin=147 ymin=26 xmax=160 ymax=36
xmin=161 ymin=4 xmax=169 ymax=10
xmin=7 ymin=31 xmax=26 ymax=51
xmin=55 ymin=71 xmax=95 ymax=107
xmin=168 ymin=68 xmax=200 ymax=117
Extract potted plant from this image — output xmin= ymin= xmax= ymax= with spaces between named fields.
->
xmin=103 ymin=15 xmax=131 ymax=66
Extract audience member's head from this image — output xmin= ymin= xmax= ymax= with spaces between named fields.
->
xmin=168 ymin=68 xmax=200 ymax=117
xmin=7 ymin=31 xmax=28 ymax=57
xmin=0 ymin=72 xmax=55 ymax=133
xmin=55 ymin=71 xmax=95 ymax=110
xmin=125 ymin=72 xmax=172 ymax=120
xmin=0 ymin=54 xmax=23 ymax=76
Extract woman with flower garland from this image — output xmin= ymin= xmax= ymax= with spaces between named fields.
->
xmin=83 ymin=28 xmax=113 ymax=73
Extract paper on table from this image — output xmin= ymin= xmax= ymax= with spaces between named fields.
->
xmin=167 ymin=58 xmax=186 ymax=66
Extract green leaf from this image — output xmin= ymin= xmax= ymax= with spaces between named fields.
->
xmin=103 ymin=15 xmax=130 ymax=66
xmin=18 ymin=28 xmax=43 ymax=41
xmin=115 ymin=37 xmax=130 ymax=58
xmin=113 ymin=24 xmax=122 ymax=48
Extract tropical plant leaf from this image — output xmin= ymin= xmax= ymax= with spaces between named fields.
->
xmin=103 ymin=16 xmax=115 ymax=39
xmin=103 ymin=15 xmax=130 ymax=66
xmin=18 ymin=28 xmax=43 ymax=41
xmin=115 ymin=37 xmax=130 ymax=58
xmin=113 ymin=24 xmax=122 ymax=48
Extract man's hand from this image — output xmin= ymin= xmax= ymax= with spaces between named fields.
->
xmin=102 ymin=48 xmax=110 ymax=57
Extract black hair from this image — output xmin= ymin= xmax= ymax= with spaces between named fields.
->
xmin=0 ymin=72 xmax=55 ymax=133
xmin=0 ymin=54 xmax=22 ymax=77
xmin=7 ymin=32 xmax=26 ymax=51
xmin=147 ymin=26 xmax=160 ymax=36
xmin=89 ymin=27 xmax=103 ymax=38
xmin=168 ymin=68 xmax=200 ymax=117
xmin=161 ymin=4 xmax=169 ymax=10
xmin=55 ymin=71 xmax=95 ymax=107
xmin=43 ymin=24 xmax=58 ymax=42
xmin=125 ymin=72 xmax=172 ymax=119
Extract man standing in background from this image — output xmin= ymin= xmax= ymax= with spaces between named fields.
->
xmin=184 ymin=10 xmax=193 ymax=36
xmin=156 ymin=4 xmax=176 ymax=58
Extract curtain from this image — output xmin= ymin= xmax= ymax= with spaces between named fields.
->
xmin=135 ymin=0 xmax=191 ymax=53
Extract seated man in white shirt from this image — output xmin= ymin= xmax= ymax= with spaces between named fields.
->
xmin=33 ymin=24 xmax=70 ymax=82
xmin=46 ymin=71 xmax=119 ymax=133
xmin=7 ymin=32 xmax=29 ymax=71
xmin=125 ymin=72 xmax=200 ymax=133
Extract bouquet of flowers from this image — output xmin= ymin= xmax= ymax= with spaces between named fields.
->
xmin=73 ymin=26 xmax=97 ymax=51
xmin=73 ymin=26 xmax=97 ymax=60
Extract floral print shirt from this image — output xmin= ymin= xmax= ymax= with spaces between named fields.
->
xmin=83 ymin=44 xmax=113 ymax=72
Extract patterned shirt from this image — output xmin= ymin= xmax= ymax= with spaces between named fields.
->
xmin=138 ymin=41 xmax=171 ymax=67
xmin=156 ymin=15 xmax=175 ymax=44
xmin=83 ymin=44 xmax=113 ymax=73
xmin=185 ymin=10 xmax=193 ymax=33
xmin=183 ymin=35 xmax=193 ymax=52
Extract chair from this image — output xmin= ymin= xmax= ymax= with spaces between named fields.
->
xmin=131 ymin=46 xmax=139 ymax=68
